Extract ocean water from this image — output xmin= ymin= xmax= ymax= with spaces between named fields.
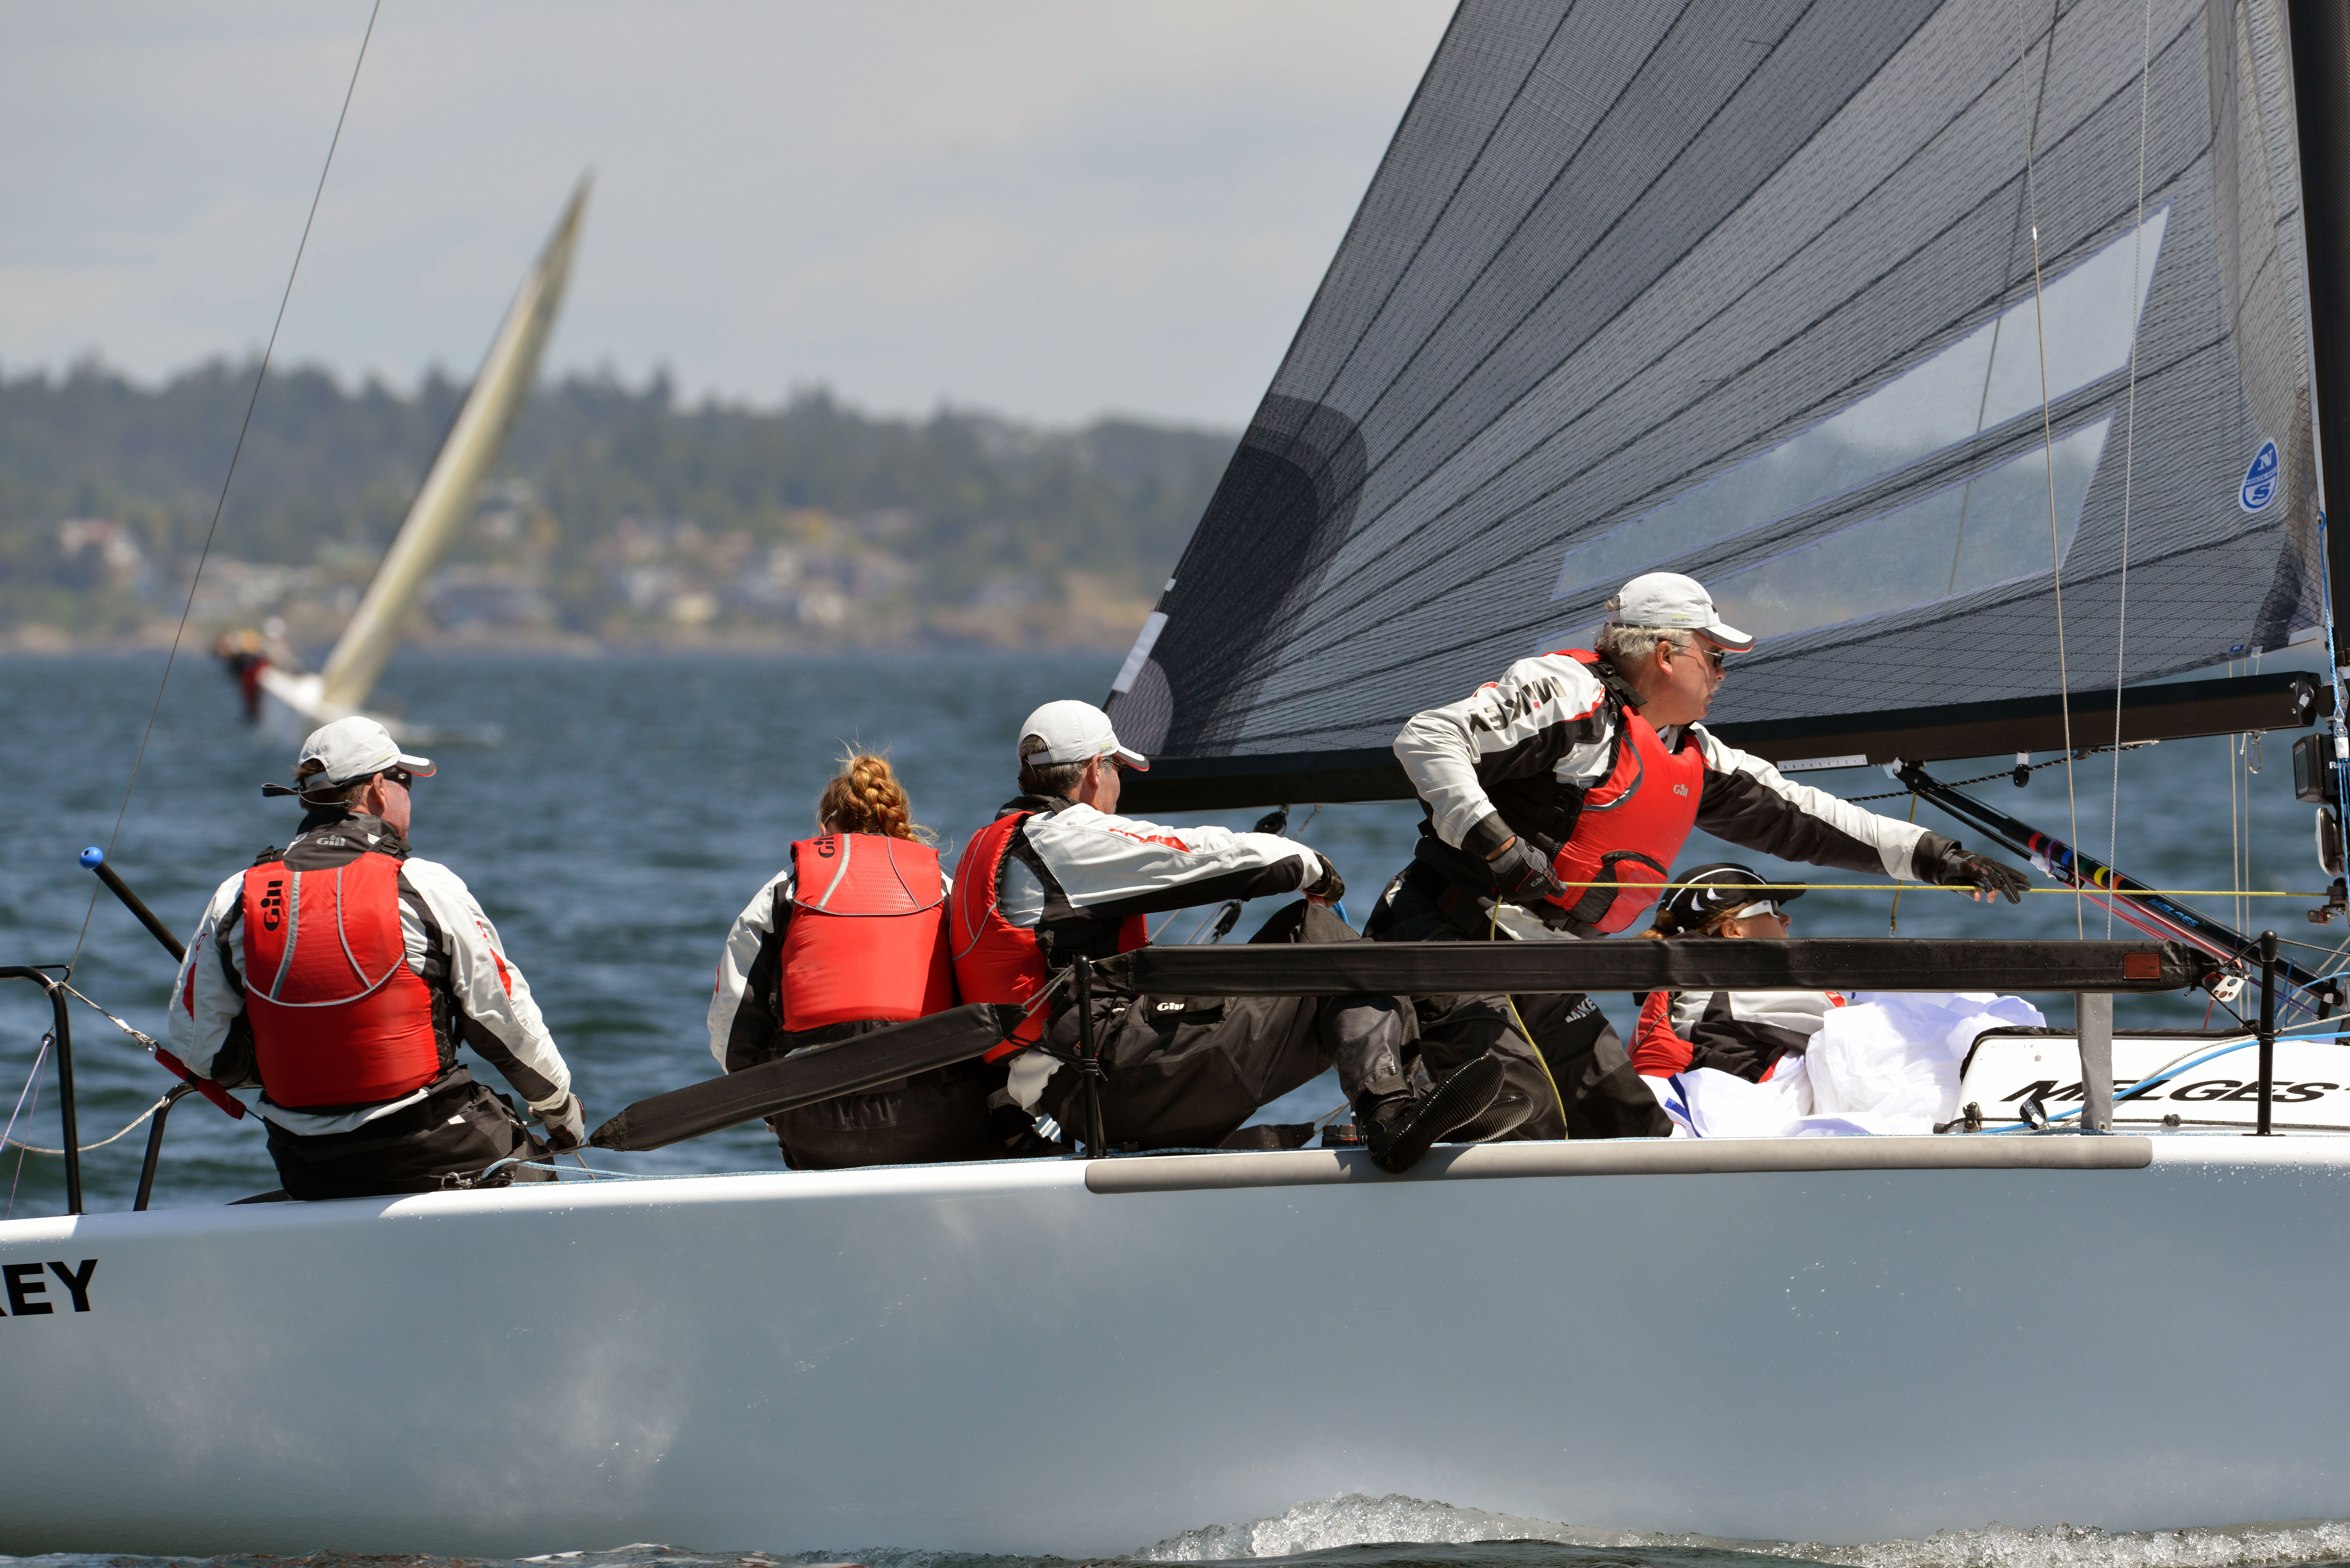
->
xmin=1 ymin=651 xmax=2344 ymax=1567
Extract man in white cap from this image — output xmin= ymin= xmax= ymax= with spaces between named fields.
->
xmin=1368 ymin=571 xmax=2029 ymax=1140
xmin=950 ymin=699 xmax=1510 ymax=1170
xmin=169 ymin=716 xmax=585 ymax=1199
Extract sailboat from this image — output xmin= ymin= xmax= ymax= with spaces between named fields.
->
xmin=242 ymin=177 xmax=589 ymax=739
xmin=9 ymin=1 xmax=2350 ymax=1558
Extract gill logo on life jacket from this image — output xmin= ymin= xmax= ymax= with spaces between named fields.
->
xmin=259 ymin=878 xmax=286 ymax=931
xmin=1674 ymin=783 xmax=1689 ymax=796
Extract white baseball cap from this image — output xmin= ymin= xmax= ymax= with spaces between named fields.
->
xmin=1609 ymin=571 xmax=1755 ymax=652
xmin=297 ymin=716 xmax=435 ymax=789
xmin=1016 ymin=700 xmax=1149 ymax=771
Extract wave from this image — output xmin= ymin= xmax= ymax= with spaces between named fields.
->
xmin=1133 ymin=1495 xmax=2350 ymax=1568
xmin=11 ymin=1497 xmax=2350 ymax=1568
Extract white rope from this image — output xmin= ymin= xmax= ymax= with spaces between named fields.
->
xmin=5 ymin=1093 xmax=175 ymax=1157
xmin=4 ymin=1036 xmax=48 ymax=1219
xmin=2108 ymin=0 xmax=2153 ymax=938
xmin=2014 ymin=0 xmax=2084 ymax=939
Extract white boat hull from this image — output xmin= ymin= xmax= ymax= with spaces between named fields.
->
xmin=2 ymin=1136 xmax=2344 ymax=1556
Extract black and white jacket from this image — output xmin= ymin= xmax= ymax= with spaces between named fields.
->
xmin=1392 ymin=651 xmax=1950 ymax=882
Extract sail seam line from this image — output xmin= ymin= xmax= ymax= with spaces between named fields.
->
xmin=1275 ymin=23 xmax=2204 ymax=653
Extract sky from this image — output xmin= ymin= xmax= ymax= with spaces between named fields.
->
xmin=0 ymin=1 xmax=1454 ymax=430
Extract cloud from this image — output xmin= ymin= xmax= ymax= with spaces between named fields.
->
xmin=0 ymin=0 xmax=1452 ymax=426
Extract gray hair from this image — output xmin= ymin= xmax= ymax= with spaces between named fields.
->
xmin=1017 ymin=733 xmax=1088 ymax=799
xmin=1595 ymin=601 xmax=1692 ymax=668
xmin=291 ymin=758 xmax=373 ymax=807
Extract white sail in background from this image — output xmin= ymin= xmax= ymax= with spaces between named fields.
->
xmin=262 ymin=176 xmax=590 ymax=734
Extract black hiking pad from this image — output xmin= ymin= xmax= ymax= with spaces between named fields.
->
xmin=1103 ymin=939 xmax=2205 ymax=998
xmin=590 ymin=1002 xmax=1026 ymax=1152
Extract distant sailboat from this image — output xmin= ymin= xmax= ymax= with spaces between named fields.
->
xmin=241 ymin=177 xmax=589 ymax=740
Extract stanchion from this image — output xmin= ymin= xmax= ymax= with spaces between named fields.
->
xmin=0 ymin=969 xmax=81 ymax=1215
xmin=2077 ymin=991 xmax=2113 ymax=1133
xmin=1073 ymin=960 xmax=1107 ymax=1156
xmin=2258 ymin=930 xmax=2278 ymax=1135
xmin=134 ymin=1082 xmax=198 ymax=1211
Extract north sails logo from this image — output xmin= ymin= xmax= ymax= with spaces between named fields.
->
xmin=2242 ymin=439 xmax=2280 ymax=512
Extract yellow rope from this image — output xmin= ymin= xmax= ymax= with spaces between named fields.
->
xmin=1888 ymin=792 xmax=1920 ymax=935
xmin=1545 ymin=881 xmax=2328 ymax=897
xmin=1490 ymin=905 xmax=1568 ymax=1132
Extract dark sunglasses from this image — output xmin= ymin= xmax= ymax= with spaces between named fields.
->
xmin=381 ymin=768 xmax=415 ymax=790
xmin=1683 ymin=642 xmax=1728 ymax=672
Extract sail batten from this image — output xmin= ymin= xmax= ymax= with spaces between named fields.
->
xmin=1108 ymin=0 xmax=2326 ymax=779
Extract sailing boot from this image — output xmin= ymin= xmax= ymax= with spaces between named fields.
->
xmin=1358 ymin=1052 xmax=1508 ymax=1173
xmin=1441 ymin=1079 xmax=1535 ymax=1144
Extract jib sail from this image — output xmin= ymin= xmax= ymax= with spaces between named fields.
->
xmin=1107 ymin=0 xmax=2327 ymax=790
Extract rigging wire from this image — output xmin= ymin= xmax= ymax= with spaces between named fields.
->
xmin=2109 ymin=0 xmax=2154 ymax=939
xmin=63 ymin=0 xmax=383 ymax=984
xmin=2013 ymin=0 xmax=2084 ymax=940
xmin=4 ymin=1037 xmax=49 ymax=1220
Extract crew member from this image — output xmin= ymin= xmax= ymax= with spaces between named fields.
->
xmin=1369 ymin=570 xmax=2029 ymax=1139
xmin=1631 ymin=864 xmax=1841 ymax=1082
xmin=953 ymin=700 xmax=1516 ymax=1172
xmin=708 ymin=754 xmax=1028 ymax=1168
xmin=170 ymin=717 xmax=584 ymax=1199
xmin=214 ymin=629 xmax=268 ymax=723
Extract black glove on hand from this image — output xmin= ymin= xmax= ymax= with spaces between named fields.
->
xmin=1935 ymin=845 xmax=2030 ymax=904
xmin=1307 ymin=854 xmax=1346 ymax=906
xmin=1489 ymin=838 xmax=1565 ymax=904
xmin=537 ymin=1092 xmax=587 ymax=1152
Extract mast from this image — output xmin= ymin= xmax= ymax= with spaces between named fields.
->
xmin=2291 ymin=0 xmax=2350 ymax=661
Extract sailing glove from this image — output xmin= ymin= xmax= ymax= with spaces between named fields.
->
xmin=1306 ymin=854 xmax=1346 ymax=906
xmin=1489 ymin=838 xmax=1566 ymax=905
xmin=536 ymin=1092 xmax=587 ymax=1152
xmin=1933 ymin=845 xmax=2030 ymax=904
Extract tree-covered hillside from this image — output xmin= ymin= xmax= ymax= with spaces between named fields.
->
xmin=0 ymin=359 xmax=1235 ymax=649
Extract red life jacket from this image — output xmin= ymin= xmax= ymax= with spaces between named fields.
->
xmin=778 ymin=833 xmax=955 ymax=1031
xmin=1544 ymin=649 xmax=1708 ymax=933
xmin=950 ymin=807 xmax=1146 ymax=1060
xmin=239 ymin=850 xmax=442 ymax=1108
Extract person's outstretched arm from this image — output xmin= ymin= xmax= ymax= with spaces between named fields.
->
xmin=1018 ymin=806 xmax=1333 ymax=920
xmin=1393 ymin=652 xmax=1617 ymax=856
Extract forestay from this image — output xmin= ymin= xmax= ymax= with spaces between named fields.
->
xmin=1106 ymin=0 xmax=2324 ymax=767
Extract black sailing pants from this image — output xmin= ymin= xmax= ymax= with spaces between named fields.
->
xmin=751 ymin=1020 xmax=1034 ymax=1171
xmin=1037 ymin=900 xmax=1412 ymax=1151
xmin=1364 ymin=870 xmax=1668 ymax=1141
xmin=262 ymin=1068 xmax=556 ymax=1200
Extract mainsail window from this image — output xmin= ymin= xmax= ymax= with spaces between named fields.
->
xmin=1707 ymin=417 xmax=2109 ymax=642
xmin=1551 ymin=210 xmax=2164 ymax=602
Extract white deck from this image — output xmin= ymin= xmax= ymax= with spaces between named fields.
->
xmin=1 ymin=1135 xmax=2343 ymax=1557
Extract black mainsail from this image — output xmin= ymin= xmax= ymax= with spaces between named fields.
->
xmin=1113 ymin=0 xmax=2335 ymax=809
